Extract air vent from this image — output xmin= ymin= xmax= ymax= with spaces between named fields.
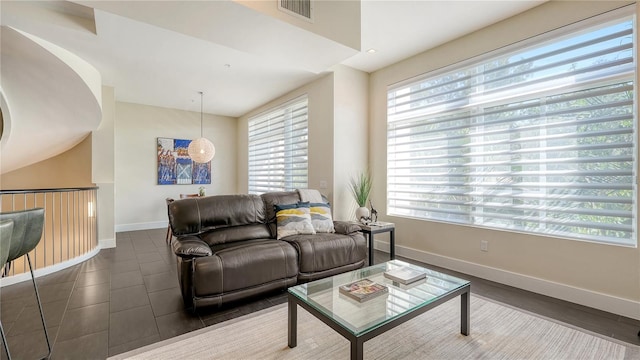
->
xmin=278 ymin=0 xmax=313 ymax=22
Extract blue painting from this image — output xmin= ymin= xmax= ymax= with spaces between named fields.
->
xmin=193 ymin=161 xmax=211 ymax=184
xmin=157 ymin=137 xmax=211 ymax=185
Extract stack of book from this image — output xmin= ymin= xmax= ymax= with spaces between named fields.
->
xmin=383 ymin=266 xmax=427 ymax=284
xmin=339 ymin=279 xmax=388 ymax=302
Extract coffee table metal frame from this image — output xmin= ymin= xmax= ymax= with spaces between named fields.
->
xmin=287 ymin=261 xmax=470 ymax=360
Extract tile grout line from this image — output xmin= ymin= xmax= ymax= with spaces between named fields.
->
xmin=47 ymin=265 xmax=82 ymax=357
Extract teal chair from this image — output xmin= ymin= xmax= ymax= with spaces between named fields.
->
xmin=0 ymin=209 xmax=51 ymax=360
xmin=0 ymin=219 xmax=14 ymax=359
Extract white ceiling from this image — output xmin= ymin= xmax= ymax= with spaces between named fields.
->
xmin=1 ymin=0 xmax=546 ymax=118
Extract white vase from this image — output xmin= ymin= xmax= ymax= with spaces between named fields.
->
xmin=355 ymin=206 xmax=370 ymax=221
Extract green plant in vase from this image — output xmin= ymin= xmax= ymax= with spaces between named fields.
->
xmin=349 ymin=171 xmax=372 ymax=222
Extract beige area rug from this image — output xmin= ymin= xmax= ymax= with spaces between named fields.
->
xmin=110 ymin=295 xmax=638 ymax=360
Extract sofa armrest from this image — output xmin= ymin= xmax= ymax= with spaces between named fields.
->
xmin=333 ymin=221 xmax=361 ymax=235
xmin=172 ymin=235 xmax=212 ymax=258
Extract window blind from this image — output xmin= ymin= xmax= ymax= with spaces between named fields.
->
xmin=248 ymin=96 xmax=308 ymax=194
xmin=387 ymin=14 xmax=636 ymax=246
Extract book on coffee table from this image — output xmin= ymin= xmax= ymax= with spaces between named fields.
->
xmin=339 ymin=279 xmax=388 ymax=302
xmin=384 ymin=267 xmax=427 ymax=284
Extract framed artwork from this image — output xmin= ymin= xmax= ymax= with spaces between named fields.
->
xmin=157 ymin=137 xmax=211 ymax=185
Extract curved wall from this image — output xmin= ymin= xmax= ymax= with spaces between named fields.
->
xmin=0 ymin=26 xmax=102 ymax=174
xmin=0 ymin=25 xmax=103 ymax=284
xmin=1 ymin=135 xmax=93 ymax=190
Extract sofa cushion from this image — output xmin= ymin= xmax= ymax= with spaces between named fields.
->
xmin=309 ymin=202 xmax=335 ymax=233
xmin=275 ymin=202 xmax=315 ymax=240
xmin=169 ymin=194 xmax=265 ymax=236
xmin=282 ymin=232 xmax=366 ymax=274
xmin=200 ymin=223 xmax=272 ymax=246
xmin=192 ymin=239 xmax=298 ymax=297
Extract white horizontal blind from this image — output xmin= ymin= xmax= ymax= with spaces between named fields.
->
xmin=387 ymin=14 xmax=636 ymax=245
xmin=248 ymin=96 xmax=308 ymax=194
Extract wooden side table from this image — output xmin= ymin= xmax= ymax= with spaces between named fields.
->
xmin=352 ymin=222 xmax=395 ymax=265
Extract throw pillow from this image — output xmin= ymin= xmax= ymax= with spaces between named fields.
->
xmin=309 ymin=202 xmax=335 ymax=233
xmin=275 ymin=202 xmax=316 ymax=240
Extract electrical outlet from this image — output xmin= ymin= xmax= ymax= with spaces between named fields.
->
xmin=480 ymin=240 xmax=488 ymax=252
xmin=319 ymin=180 xmax=327 ymax=189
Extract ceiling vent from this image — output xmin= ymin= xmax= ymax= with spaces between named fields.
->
xmin=278 ymin=0 xmax=313 ymax=22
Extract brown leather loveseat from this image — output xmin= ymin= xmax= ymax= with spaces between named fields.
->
xmin=168 ymin=190 xmax=366 ymax=310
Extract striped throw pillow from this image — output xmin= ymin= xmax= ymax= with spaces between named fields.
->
xmin=275 ymin=202 xmax=316 ymax=240
xmin=309 ymin=202 xmax=335 ymax=233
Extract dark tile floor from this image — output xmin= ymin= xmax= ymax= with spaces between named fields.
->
xmin=1 ymin=228 xmax=639 ymax=359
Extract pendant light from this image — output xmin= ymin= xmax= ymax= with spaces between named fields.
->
xmin=188 ymin=91 xmax=215 ymax=163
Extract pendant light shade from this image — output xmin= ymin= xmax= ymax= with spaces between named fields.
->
xmin=188 ymin=137 xmax=215 ymax=163
xmin=188 ymin=91 xmax=215 ymax=163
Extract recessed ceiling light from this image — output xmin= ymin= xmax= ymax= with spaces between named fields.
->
xmin=366 ymin=49 xmax=377 ymax=54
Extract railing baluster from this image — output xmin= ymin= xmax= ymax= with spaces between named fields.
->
xmin=44 ymin=192 xmax=47 ymax=268
xmin=84 ymin=190 xmax=87 ymax=255
xmin=73 ymin=191 xmax=76 ymax=258
xmin=67 ymin=191 xmax=70 ymax=261
xmin=82 ymin=190 xmax=85 ymax=255
xmin=24 ymin=193 xmax=27 ymax=274
xmin=59 ymin=192 xmax=63 ymax=264
xmin=93 ymin=189 xmax=97 ymax=248
xmin=0 ymin=187 xmax=99 ymax=280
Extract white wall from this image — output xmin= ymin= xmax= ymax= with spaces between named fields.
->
xmin=93 ymin=85 xmax=116 ymax=247
xmin=238 ymin=67 xmax=369 ymax=221
xmin=368 ymin=0 xmax=640 ymax=319
xmin=332 ymin=65 xmax=369 ymax=221
xmin=115 ymin=102 xmax=237 ymax=231
xmin=238 ymin=73 xmax=335 ymax=199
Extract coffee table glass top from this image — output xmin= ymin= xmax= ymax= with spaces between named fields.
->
xmin=288 ymin=260 xmax=470 ymax=336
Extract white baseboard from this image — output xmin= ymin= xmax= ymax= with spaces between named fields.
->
xmin=115 ymin=221 xmax=167 ymax=232
xmin=374 ymin=240 xmax=640 ymax=321
xmin=100 ymin=237 xmax=116 ymax=249
xmin=0 ymin=246 xmax=101 ymax=287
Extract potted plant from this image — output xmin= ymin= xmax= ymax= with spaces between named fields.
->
xmin=349 ymin=171 xmax=372 ymax=222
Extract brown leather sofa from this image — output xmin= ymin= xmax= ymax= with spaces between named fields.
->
xmin=168 ymin=191 xmax=366 ymax=310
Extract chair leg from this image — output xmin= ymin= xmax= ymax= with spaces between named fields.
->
xmin=3 ymin=261 xmax=10 ymax=277
xmin=0 ymin=321 xmax=11 ymax=360
xmin=166 ymin=226 xmax=172 ymax=245
xmin=26 ymin=253 xmax=51 ymax=360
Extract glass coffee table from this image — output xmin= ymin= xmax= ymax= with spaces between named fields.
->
xmin=287 ymin=260 xmax=471 ymax=360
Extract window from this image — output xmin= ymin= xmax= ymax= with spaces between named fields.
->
xmin=387 ymin=12 xmax=636 ymax=246
xmin=248 ymin=95 xmax=308 ymax=194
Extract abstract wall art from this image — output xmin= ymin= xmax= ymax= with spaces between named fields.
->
xmin=157 ymin=137 xmax=211 ymax=185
